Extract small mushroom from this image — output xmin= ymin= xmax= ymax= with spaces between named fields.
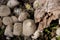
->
xmin=4 ymin=25 xmax=13 ymax=37
xmin=7 ymin=0 xmax=19 ymax=8
xmin=18 ymin=11 xmax=30 ymax=22
xmin=23 ymin=19 xmax=36 ymax=40
xmin=3 ymin=17 xmax=13 ymax=25
xmin=0 ymin=5 xmax=10 ymax=16
xmin=13 ymin=23 xmax=22 ymax=36
xmin=11 ymin=16 xmax=18 ymax=23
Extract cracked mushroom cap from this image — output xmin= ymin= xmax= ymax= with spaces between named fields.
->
xmin=13 ymin=23 xmax=23 ymax=36
xmin=18 ymin=12 xmax=30 ymax=22
xmin=7 ymin=0 xmax=19 ymax=8
xmin=0 ymin=5 xmax=10 ymax=16
xmin=4 ymin=25 xmax=13 ymax=37
xmin=23 ymin=19 xmax=36 ymax=37
xmin=3 ymin=17 xmax=13 ymax=25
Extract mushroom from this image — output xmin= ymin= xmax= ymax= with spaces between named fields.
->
xmin=23 ymin=19 xmax=36 ymax=40
xmin=18 ymin=11 xmax=30 ymax=22
xmin=4 ymin=24 xmax=13 ymax=37
xmin=11 ymin=16 xmax=18 ymax=23
xmin=7 ymin=0 xmax=19 ymax=8
xmin=3 ymin=17 xmax=13 ymax=25
xmin=33 ymin=0 xmax=46 ymax=9
xmin=13 ymin=23 xmax=22 ymax=36
xmin=0 ymin=5 xmax=10 ymax=16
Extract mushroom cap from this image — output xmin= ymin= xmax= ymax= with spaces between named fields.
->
xmin=0 ymin=5 xmax=10 ymax=16
xmin=23 ymin=19 xmax=36 ymax=37
xmin=7 ymin=0 xmax=19 ymax=8
xmin=11 ymin=16 xmax=18 ymax=23
xmin=33 ymin=0 xmax=46 ymax=9
xmin=13 ymin=23 xmax=23 ymax=36
xmin=3 ymin=17 xmax=13 ymax=25
xmin=18 ymin=12 xmax=29 ymax=22
xmin=4 ymin=25 xmax=13 ymax=37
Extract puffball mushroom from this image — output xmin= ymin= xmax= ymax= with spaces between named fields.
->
xmin=23 ymin=19 xmax=36 ymax=37
xmin=13 ymin=23 xmax=22 ymax=36
xmin=4 ymin=25 xmax=13 ymax=37
xmin=11 ymin=16 xmax=18 ymax=23
xmin=18 ymin=12 xmax=30 ymax=22
xmin=0 ymin=5 xmax=10 ymax=16
xmin=7 ymin=0 xmax=19 ymax=8
xmin=3 ymin=17 xmax=13 ymax=25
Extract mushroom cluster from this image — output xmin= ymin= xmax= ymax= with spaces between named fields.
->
xmin=32 ymin=0 xmax=60 ymax=39
xmin=0 ymin=0 xmax=60 ymax=40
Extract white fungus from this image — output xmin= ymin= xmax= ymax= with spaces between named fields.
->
xmin=23 ymin=19 xmax=36 ymax=37
xmin=11 ymin=16 xmax=18 ymax=23
xmin=3 ymin=17 xmax=13 ymax=25
xmin=4 ymin=25 xmax=13 ymax=37
xmin=0 ymin=5 xmax=10 ymax=16
xmin=7 ymin=0 xmax=19 ymax=8
xmin=13 ymin=23 xmax=23 ymax=36
xmin=18 ymin=12 xmax=30 ymax=22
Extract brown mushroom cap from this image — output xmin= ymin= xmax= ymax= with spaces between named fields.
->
xmin=13 ymin=23 xmax=23 ymax=36
xmin=11 ymin=16 xmax=18 ymax=23
xmin=0 ymin=5 xmax=10 ymax=16
xmin=3 ymin=17 xmax=13 ymax=25
xmin=18 ymin=12 xmax=30 ymax=22
xmin=4 ymin=25 xmax=13 ymax=37
xmin=7 ymin=0 xmax=19 ymax=8
xmin=23 ymin=19 xmax=36 ymax=37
